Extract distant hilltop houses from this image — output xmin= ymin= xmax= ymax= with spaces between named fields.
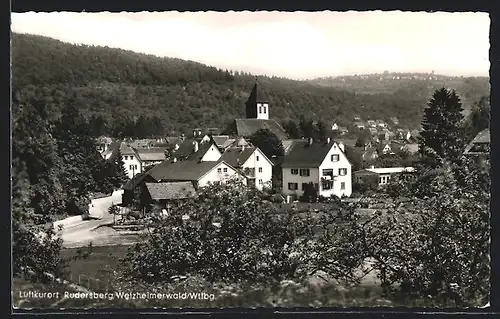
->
xmin=95 ymin=79 xmax=440 ymax=208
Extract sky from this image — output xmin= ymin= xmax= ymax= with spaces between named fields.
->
xmin=11 ymin=11 xmax=490 ymax=80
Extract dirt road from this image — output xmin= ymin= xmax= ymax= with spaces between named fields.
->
xmin=60 ymin=190 xmax=131 ymax=248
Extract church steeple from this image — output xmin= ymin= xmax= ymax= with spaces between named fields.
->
xmin=245 ymin=77 xmax=269 ymax=120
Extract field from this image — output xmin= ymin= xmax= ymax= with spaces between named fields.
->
xmin=60 ymin=245 xmax=131 ymax=292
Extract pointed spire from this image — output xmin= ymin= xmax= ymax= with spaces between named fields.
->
xmin=247 ymin=79 xmax=268 ymax=103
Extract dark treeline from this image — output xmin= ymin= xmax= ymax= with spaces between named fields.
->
xmin=11 ymin=33 xmax=481 ymax=136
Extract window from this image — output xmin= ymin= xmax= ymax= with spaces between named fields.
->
xmin=263 ymin=106 xmax=267 ymax=114
xmin=322 ymin=169 xmax=333 ymax=177
xmin=217 ymin=168 xmax=222 ymax=173
xmin=259 ymin=179 xmax=263 ymax=185
xmin=299 ymin=169 xmax=310 ymax=177
xmin=291 ymin=168 xmax=298 ymax=175
xmin=301 ymin=183 xmax=308 ymax=190
xmin=341 ymin=182 xmax=345 ymax=190
xmin=223 ymin=167 xmax=228 ymax=173
xmin=288 ymin=183 xmax=298 ymax=190
xmin=331 ymin=154 xmax=339 ymax=162
xmin=256 ymin=156 xmax=260 ymax=161
xmin=124 ymin=156 xmax=128 ymax=160
xmin=338 ymin=168 xmax=347 ymax=176
xmin=258 ymin=167 xmax=263 ymax=173
xmin=321 ymin=180 xmax=333 ymax=190
xmin=129 ymin=165 xmax=138 ymax=170
xmin=259 ymin=106 xmax=262 ymax=113
xmin=130 ymin=156 xmax=134 ymax=160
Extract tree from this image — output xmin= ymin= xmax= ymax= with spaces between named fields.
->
xmin=315 ymin=120 xmax=328 ymax=142
xmin=300 ymin=182 xmax=318 ymax=203
xmin=419 ymin=88 xmax=465 ymax=165
xmin=464 ymin=96 xmax=489 ymax=141
xmin=248 ymin=129 xmax=284 ymax=159
xmin=120 ymin=181 xmax=318 ymax=284
xmin=111 ymin=150 xmax=129 ymax=184
xmin=12 ymin=92 xmax=66 ymax=219
xmin=299 ymin=116 xmax=315 ymax=139
xmin=283 ymin=120 xmax=301 ymax=139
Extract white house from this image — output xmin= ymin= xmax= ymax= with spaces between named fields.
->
xmin=281 ymin=137 xmax=352 ymax=201
xmin=147 ymin=157 xmax=246 ymax=188
xmin=354 ymin=166 xmax=416 ymax=186
xmin=108 ymin=142 xmax=143 ymax=179
xmin=331 ymin=123 xmax=339 ymax=131
xmin=221 ymin=145 xmax=274 ymax=190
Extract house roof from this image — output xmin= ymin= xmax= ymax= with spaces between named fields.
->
xmin=122 ymin=169 xmax=153 ymax=190
xmin=282 ymin=139 xmax=296 ymax=155
xmin=211 ymin=135 xmax=231 ymax=147
xmin=220 ymin=146 xmax=256 ymax=167
xmin=365 ymin=167 xmax=415 ymax=174
xmin=282 ymin=139 xmax=338 ymax=168
xmin=234 ymin=119 xmax=288 ymax=140
xmin=362 ymin=147 xmax=379 ymax=160
xmin=165 ymin=136 xmax=182 ymax=145
xmin=107 ymin=141 xmax=139 ymax=161
xmin=464 ymin=129 xmax=490 ymax=154
xmin=128 ymin=139 xmax=156 ymax=149
xmin=120 ymin=142 xmax=137 ymax=155
xmin=147 ymin=159 xmax=223 ymax=182
xmin=472 ymin=129 xmax=490 ymax=144
xmin=354 ymin=121 xmax=365 ymax=127
xmin=174 ymin=138 xmax=215 ymax=160
xmin=145 ymin=182 xmax=197 ymax=201
xmin=136 ymin=147 xmax=167 ymax=162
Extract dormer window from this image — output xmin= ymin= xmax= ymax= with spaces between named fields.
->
xmin=263 ymin=106 xmax=267 ymax=114
xmin=259 ymin=106 xmax=262 ymax=113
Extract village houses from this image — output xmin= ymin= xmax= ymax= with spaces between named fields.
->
xmin=220 ymin=144 xmax=274 ymax=190
xmin=354 ymin=166 xmax=416 ymax=187
xmin=281 ymin=137 xmax=352 ymax=201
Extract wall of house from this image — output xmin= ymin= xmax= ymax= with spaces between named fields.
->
xmin=242 ymin=148 xmax=273 ymax=190
xmin=122 ymin=154 xmax=142 ymax=179
xmin=318 ymin=143 xmax=352 ymax=197
xmin=281 ymin=167 xmax=320 ymax=198
xmin=201 ymin=144 xmax=222 ymax=162
xmin=198 ymin=162 xmax=246 ymax=187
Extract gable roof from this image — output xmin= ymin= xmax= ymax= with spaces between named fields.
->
xmin=472 ymin=129 xmax=490 ymax=144
xmin=221 ymin=146 xmax=256 ymax=167
xmin=122 ymin=169 xmax=153 ymax=190
xmin=147 ymin=159 xmax=223 ymax=182
xmin=464 ymin=129 xmax=490 ymax=154
xmin=234 ymin=119 xmax=288 ymax=140
xmin=282 ymin=139 xmax=337 ymax=168
xmin=174 ymin=138 xmax=216 ymax=160
xmin=211 ymin=135 xmax=231 ymax=147
xmin=136 ymin=147 xmax=167 ymax=162
xmin=145 ymin=182 xmax=197 ymax=201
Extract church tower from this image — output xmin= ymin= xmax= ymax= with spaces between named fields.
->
xmin=245 ymin=78 xmax=269 ymax=120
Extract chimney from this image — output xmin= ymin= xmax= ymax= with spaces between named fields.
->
xmin=370 ymin=165 xmax=375 ymax=169
xmin=193 ymin=141 xmax=199 ymax=153
xmin=241 ymin=145 xmax=245 ymax=152
xmin=327 ymin=137 xmax=331 ymax=144
xmin=173 ymin=157 xmax=177 ymax=163
xmin=308 ymin=137 xmax=313 ymax=145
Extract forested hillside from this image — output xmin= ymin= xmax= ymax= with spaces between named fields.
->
xmin=11 ymin=33 xmax=451 ymax=135
xmin=308 ymin=73 xmax=489 ymax=115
